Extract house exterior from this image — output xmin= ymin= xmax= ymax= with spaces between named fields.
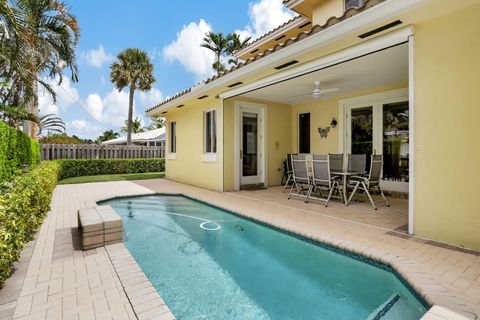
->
xmin=101 ymin=127 xmax=165 ymax=146
xmin=147 ymin=0 xmax=480 ymax=250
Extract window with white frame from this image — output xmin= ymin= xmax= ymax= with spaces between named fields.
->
xmin=345 ymin=0 xmax=364 ymax=10
xmin=170 ymin=121 xmax=176 ymax=153
xmin=204 ymin=110 xmax=216 ymax=153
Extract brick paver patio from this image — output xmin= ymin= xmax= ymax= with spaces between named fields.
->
xmin=0 ymin=179 xmax=478 ymax=319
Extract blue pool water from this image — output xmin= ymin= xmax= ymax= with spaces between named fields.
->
xmin=100 ymin=195 xmax=427 ymax=320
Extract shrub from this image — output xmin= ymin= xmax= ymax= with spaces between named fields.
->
xmin=0 ymin=122 xmax=41 ymax=182
xmin=57 ymin=158 xmax=165 ymax=180
xmin=0 ymin=161 xmax=59 ymax=287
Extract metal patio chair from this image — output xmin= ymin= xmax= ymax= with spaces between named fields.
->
xmin=347 ymin=154 xmax=367 ymax=173
xmin=347 ymin=155 xmax=390 ymax=210
xmin=287 ymin=154 xmax=312 ymax=201
xmin=306 ymin=154 xmax=344 ymax=206
xmin=282 ymin=153 xmax=296 ymax=192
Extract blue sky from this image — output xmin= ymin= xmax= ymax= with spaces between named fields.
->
xmin=39 ymin=0 xmax=295 ymax=139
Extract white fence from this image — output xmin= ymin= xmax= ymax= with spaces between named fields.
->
xmin=41 ymin=144 xmax=165 ymax=160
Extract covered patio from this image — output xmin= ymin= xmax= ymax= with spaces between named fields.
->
xmin=222 ymin=39 xmax=411 ymax=232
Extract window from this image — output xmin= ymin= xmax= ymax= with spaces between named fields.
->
xmin=345 ymin=0 xmax=364 ymax=10
xmin=204 ymin=110 xmax=216 ymax=153
xmin=170 ymin=121 xmax=176 ymax=153
xmin=298 ymin=113 xmax=310 ymax=154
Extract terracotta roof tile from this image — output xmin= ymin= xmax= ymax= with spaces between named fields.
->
xmin=147 ymin=0 xmax=384 ymax=113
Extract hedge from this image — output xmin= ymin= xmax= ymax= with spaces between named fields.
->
xmin=0 ymin=161 xmax=59 ymax=287
xmin=57 ymin=158 xmax=165 ymax=180
xmin=0 ymin=122 xmax=41 ymax=182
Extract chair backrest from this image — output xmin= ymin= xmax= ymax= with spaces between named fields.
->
xmin=291 ymin=154 xmax=310 ymax=185
xmin=312 ymin=155 xmax=331 ymax=187
xmin=348 ymin=154 xmax=366 ymax=173
xmin=328 ymin=154 xmax=344 ymax=173
xmin=286 ymin=153 xmax=296 ymax=173
xmin=368 ymin=155 xmax=383 ymax=183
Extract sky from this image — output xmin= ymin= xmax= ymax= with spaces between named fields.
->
xmin=39 ymin=0 xmax=295 ymax=139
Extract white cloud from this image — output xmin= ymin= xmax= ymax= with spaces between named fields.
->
xmin=163 ymin=19 xmax=215 ymax=80
xmin=38 ymin=77 xmax=79 ymax=116
xmin=67 ymin=119 xmax=102 ymax=138
xmin=81 ymin=44 xmax=114 ymax=68
xmin=138 ymin=88 xmax=163 ymax=110
xmin=236 ymin=0 xmax=296 ymax=40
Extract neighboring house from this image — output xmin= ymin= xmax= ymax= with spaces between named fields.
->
xmin=147 ymin=0 xmax=480 ymax=250
xmin=102 ymin=128 xmax=165 ymax=146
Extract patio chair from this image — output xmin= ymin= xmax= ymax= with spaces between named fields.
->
xmin=347 ymin=154 xmax=367 ymax=173
xmin=328 ymin=154 xmax=344 ymax=173
xmin=306 ymin=154 xmax=344 ymax=206
xmin=287 ymin=154 xmax=312 ymax=201
xmin=347 ymin=155 xmax=390 ymax=210
xmin=282 ymin=153 xmax=296 ymax=192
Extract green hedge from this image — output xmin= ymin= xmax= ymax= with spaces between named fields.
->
xmin=57 ymin=158 xmax=165 ymax=180
xmin=0 ymin=161 xmax=59 ymax=287
xmin=0 ymin=122 xmax=41 ymax=182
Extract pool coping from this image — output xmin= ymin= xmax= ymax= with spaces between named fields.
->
xmin=96 ymin=192 xmax=478 ymax=320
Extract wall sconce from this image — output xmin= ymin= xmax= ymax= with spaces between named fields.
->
xmin=330 ymin=117 xmax=337 ymax=128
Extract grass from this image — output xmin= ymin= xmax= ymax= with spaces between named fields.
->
xmin=58 ymin=172 xmax=164 ymax=185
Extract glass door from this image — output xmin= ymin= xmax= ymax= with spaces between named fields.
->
xmin=345 ymin=98 xmax=409 ymax=192
xmin=240 ymin=109 xmax=263 ymax=185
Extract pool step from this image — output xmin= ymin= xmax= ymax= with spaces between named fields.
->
xmin=78 ymin=205 xmax=123 ymax=250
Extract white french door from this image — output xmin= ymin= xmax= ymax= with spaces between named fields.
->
xmin=235 ymin=103 xmax=265 ymax=187
xmin=344 ymin=95 xmax=409 ymax=192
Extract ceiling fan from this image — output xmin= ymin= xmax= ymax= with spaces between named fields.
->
xmin=292 ymin=81 xmax=340 ymax=99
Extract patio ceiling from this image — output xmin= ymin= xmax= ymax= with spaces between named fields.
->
xmin=240 ymin=42 xmax=408 ymax=105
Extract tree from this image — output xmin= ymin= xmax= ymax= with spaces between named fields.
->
xmin=226 ymin=33 xmax=251 ymax=66
xmin=145 ymin=115 xmax=165 ymax=130
xmin=201 ymin=31 xmax=251 ymax=74
xmin=6 ymin=0 xmax=80 ymax=137
xmin=121 ymin=116 xmax=144 ymax=134
xmin=201 ymin=31 xmax=229 ymax=74
xmin=37 ymin=113 xmax=65 ymax=136
xmin=96 ymin=130 xmax=119 ymax=144
xmin=110 ymin=48 xmax=155 ymax=145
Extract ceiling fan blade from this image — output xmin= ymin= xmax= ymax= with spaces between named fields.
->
xmin=317 ymin=88 xmax=340 ymax=95
xmin=290 ymin=92 xmax=312 ymax=98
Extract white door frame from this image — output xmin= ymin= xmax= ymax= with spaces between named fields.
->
xmin=234 ymin=101 xmax=267 ymax=190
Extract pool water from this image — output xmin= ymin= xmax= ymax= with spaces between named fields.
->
xmin=100 ymin=195 xmax=427 ymax=320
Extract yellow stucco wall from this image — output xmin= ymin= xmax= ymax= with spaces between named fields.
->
xmin=223 ymin=98 xmax=292 ymax=191
xmin=291 ymin=83 xmax=408 ymax=154
xmin=413 ymin=3 xmax=480 ymax=250
xmin=165 ymin=100 xmax=223 ymax=191
xmin=312 ymin=0 xmax=344 ymax=26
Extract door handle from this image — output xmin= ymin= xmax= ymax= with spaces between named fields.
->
xmin=240 ymin=149 xmax=243 ymax=159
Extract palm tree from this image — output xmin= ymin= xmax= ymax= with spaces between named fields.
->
xmin=37 ymin=113 xmax=65 ymax=136
xmin=145 ymin=115 xmax=165 ymax=130
xmin=121 ymin=116 xmax=145 ymax=134
xmin=110 ymin=48 xmax=155 ymax=145
xmin=226 ymin=33 xmax=251 ymax=65
xmin=201 ymin=31 xmax=229 ymax=74
xmin=8 ymin=0 xmax=80 ymax=137
xmin=96 ymin=130 xmax=119 ymax=144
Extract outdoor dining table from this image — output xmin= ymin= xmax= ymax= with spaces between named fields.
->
xmin=331 ymin=170 xmax=366 ymax=205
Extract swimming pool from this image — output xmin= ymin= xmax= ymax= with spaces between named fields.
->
xmin=100 ymin=195 xmax=427 ymax=320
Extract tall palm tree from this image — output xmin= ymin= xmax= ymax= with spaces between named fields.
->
xmin=121 ymin=116 xmax=145 ymax=134
xmin=201 ymin=31 xmax=229 ymax=74
xmin=10 ymin=0 xmax=80 ymax=137
xmin=110 ymin=48 xmax=155 ymax=145
xmin=226 ymin=33 xmax=251 ymax=65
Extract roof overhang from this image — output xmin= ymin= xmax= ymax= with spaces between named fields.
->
xmin=147 ymin=0 xmax=429 ymax=116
